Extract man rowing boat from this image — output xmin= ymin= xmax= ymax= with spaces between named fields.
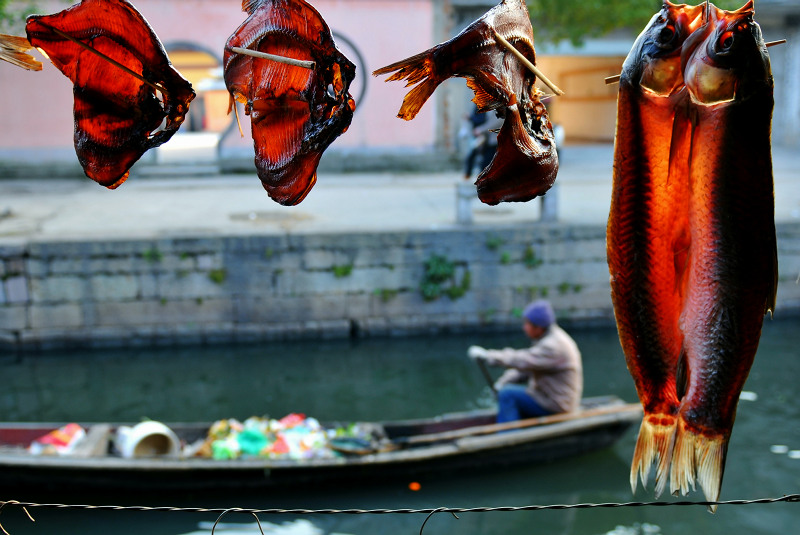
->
xmin=468 ymin=300 xmax=583 ymax=423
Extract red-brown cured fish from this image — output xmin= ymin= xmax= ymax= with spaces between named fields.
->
xmin=609 ymin=1 xmax=776 ymax=508
xmin=25 ymin=0 xmax=195 ymax=188
xmin=671 ymin=1 xmax=776 ymax=505
xmin=224 ymin=0 xmax=356 ymax=206
xmin=607 ymin=1 xmax=705 ymax=498
xmin=373 ymin=0 xmax=557 ymax=206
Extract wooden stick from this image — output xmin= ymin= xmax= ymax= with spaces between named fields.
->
xmin=476 ymin=358 xmax=498 ymax=398
xmin=229 ymin=46 xmax=315 ymax=70
xmin=493 ymin=31 xmax=565 ymax=96
xmin=36 ymin=21 xmax=168 ymax=95
xmin=604 ymin=39 xmax=787 ymax=86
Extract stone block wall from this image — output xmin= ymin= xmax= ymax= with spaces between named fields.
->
xmin=2 ymin=222 xmax=799 ymax=350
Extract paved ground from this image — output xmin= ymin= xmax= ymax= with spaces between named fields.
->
xmin=0 ymin=143 xmax=798 ymax=242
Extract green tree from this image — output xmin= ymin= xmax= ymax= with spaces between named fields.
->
xmin=529 ymin=0 xmax=754 ymax=45
xmin=1 ymin=2 xmax=40 ymax=32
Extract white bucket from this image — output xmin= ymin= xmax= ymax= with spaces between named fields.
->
xmin=116 ymin=421 xmax=180 ymax=458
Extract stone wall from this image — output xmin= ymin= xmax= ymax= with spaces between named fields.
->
xmin=2 ymin=223 xmax=800 ymax=350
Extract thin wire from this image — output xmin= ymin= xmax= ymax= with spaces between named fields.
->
xmin=419 ymin=507 xmax=459 ymax=535
xmin=0 ymin=494 xmax=798 ymax=517
xmin=211 ymin=510 xmax=263 ymax=535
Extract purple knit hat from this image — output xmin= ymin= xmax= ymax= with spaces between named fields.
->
xmin=523 ymin=299 xmax=555 ymax=328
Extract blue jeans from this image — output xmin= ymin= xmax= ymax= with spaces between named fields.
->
xmin=496 ymin=385 xmax=553 ymax=423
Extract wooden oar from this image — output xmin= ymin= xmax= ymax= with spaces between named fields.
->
xmin=393 ymin=402 xmax=642 ymax=447
xmin=476 ymin=357 xmax=498 ymax=399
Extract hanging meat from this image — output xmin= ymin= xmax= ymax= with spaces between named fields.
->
xmin=24 ymin=0 xmax=195 ymax=189
xmin=670 ymin=1 xmax=776 ymax=505
xmin=373 ymin=0 xmax=557 ymax=206
xmin=608 ymin=0 xmax=776 ymax=508
xmin=224 ymin=0 xmax=356 ymax=206
xmin=607 ymin=1 xmax=706 ymax=499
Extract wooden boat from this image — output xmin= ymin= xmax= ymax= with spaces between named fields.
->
xmin=0 ymin=396 xmax=640 ymax=492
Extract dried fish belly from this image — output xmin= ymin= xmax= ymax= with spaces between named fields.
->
xmin=224 ymin=0 xmax=356 ymax=206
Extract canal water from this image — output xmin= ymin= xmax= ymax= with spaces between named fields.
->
xmin=1 ymin=319 xmax=798 ymax=535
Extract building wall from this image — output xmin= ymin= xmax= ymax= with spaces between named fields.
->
xmin=3 ymin=222 xmax=800 ymax=351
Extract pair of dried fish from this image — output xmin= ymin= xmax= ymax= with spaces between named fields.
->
xmin=608 ymin=0 xmax=776 ymax=509
xmin=1 ymin=0 xmax=556 ymax=207
xmin=0 ymin=0 xmax=354 ymax=203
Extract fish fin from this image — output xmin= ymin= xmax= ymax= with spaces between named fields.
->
xmin=466 ymin=78 xmax=500 ymax=112
xmin=630 ymin=413 xmax=677 ymax=498
xmin=0 ymin=33 xmax=43 ymax=71
xmin=241 ymin=0 xmax=265 ymax=15
xmin=670 ymin=418 xmax=727 ymax=512
xmin=373 ymin=51 xmax=441 ymax=120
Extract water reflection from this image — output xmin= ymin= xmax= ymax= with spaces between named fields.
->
xmin=0 ymin=319 xmax=798 ymax=535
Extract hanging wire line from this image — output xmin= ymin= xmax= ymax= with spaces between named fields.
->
xmin=2 ymin=496 xmax=798 ymax=535
xmin=1 ymin=494 xmax=798 ymax=517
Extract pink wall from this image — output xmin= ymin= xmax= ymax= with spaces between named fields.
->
xmin=0 ymin=0 xmax=437 ymax=155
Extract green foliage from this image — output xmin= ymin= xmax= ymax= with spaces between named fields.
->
xmin=528 ymin=0 xmax=749 ymax=45
xmin=374 ymin=288 xmax=398 ymax=302
xmin=0 ymin=1 xmax=64 ymax=32
xmin=208 ymin=269 xmax=227 ymax=285
xmin=142 ymin=247 xmax=163 ymax=263
xmin=485 ymin=235 xmax=505 ymax=251
xmin=420 ymin=254 xmax=470 ymax=302
xmin=500 ymin=251 xmax=512 ymax=265
xmin=331 ymin=264 xmax=353 ymax=278
xmin=523 ymin=246 xmax=543 ymax=269
xmin=528 ymin=0 xmax=659 ymax=45
xmin=445 ymin=270 xmax=471 ymax=299
xmin=557 ymin=282 xmax=583 ymax=294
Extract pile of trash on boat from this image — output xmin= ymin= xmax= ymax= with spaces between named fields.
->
xmin=185 ymin=413 xmax=381 ymax=460
xmin=28 ymin=413 xmax=383 ymax=460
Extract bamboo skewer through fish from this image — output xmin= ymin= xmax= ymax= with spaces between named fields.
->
xmin=493 ymin=31 xmax=564 ymax=96
xmin=36 ymin=20 xmax=169 ymax=95
xmin=603 ymin=39 xmax=787 ymax=85
xmin=229 ymin=46 xmax=315 ymax=70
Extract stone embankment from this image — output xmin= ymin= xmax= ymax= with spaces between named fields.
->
xmin=2 ymin=222 xmax=800 ymax=351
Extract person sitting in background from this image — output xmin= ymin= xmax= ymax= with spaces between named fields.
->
xmin=468 ymin=300 xmax=583 ymax=423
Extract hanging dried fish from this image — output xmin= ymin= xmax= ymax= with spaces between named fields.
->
xmin=224 ymin=0 xmax=356 ymax=206
xmin=374 ymin=0 xmax=558 ymax=205
xmin=25 ymin=0 xmax=195 ymax=188
xmin=608 ymin=0 xmax=777 ymax=508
